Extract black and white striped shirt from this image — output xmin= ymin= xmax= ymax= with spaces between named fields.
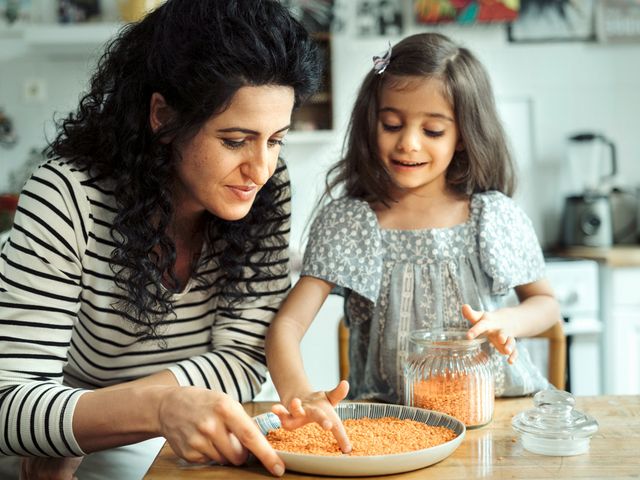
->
xmin=0 ymin=159 xmax=291 ymax=457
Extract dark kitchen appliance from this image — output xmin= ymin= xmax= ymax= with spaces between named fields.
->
xmin=561 ymin=133 xmax=617 ymax=248
xmin=610 ymin=187 xmax=638 ymax=244
xmin=562 ymin=194 xmax=614 ymax=247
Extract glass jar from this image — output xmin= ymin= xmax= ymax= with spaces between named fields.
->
xmin=404 ymin=329 xmax=494 ymax=428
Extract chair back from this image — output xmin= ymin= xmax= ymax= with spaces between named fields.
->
xmin=338 ymin=319 xmax=566 ymax=390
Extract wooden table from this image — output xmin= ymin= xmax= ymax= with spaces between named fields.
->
xmin=144 ymin=396 xmax=640 ymax=479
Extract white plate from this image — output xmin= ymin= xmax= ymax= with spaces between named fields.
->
xmin=255 ymin=402 xmax=465 ymax=477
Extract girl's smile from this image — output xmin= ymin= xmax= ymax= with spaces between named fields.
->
xmin=390 ymin=159 xmax=428 ymax=168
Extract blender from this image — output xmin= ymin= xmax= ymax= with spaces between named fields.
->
xmin=561 ymin=132 xmax=617 ymax=248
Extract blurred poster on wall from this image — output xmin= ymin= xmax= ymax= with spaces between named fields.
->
xmin=415 ymin=0 xmax=519 ymax=24
xmin=508 ymin=0 xmax=595 ymax=43
xmin=282 ymin=0 xmax=335 ymax=33
xmin=57 ymin=0 xmax=100 ymax=23
xmin=356 ymin=0 xmax=403 ymax=37
xmin=0 ymin=0 xmax=31 ymax=24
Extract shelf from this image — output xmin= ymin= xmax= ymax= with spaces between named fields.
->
xmin=291 ymin=32 xmax=333 ymax=133
xmin=308 ymin=92 xmax=332 ymax=104
xmin=24 ymin=23 xmax=121 ymax=45
xmin=0 ymin=23 xmax=123 ymax=56
xmin=0 ymin=23 xmax=336 ymax=138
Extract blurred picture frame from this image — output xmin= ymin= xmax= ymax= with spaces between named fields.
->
xmin=595 ymin=0 xmax=640 ymax=43
xmin=57 ymin=0 xmax=100 ymax=23
xmin=0 ymin=0 xmax=31 ymax=25
xmin=356 ymin=0 xmax=403 ymax=37
xmin=282 ymin=0 xmax=335 ymax=33
xmin=415 ymin=0 xmax=518 ymax=24
xmin=508 ymin=0 xmax=596 ymax=43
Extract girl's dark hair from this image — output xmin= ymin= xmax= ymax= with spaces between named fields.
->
xmin=327 ymin=32 xmax=514 ymax=205
xmin=46 ymin=0 xmax=320 ymax=340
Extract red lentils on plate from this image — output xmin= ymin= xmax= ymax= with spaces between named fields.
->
xmin=266 ymin=417 xmax=457 ymax=456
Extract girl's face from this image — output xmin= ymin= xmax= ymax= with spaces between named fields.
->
xmin=172 ymin=85 xmax=294 ymax=221
xmin=376 ymin=76 xmax=461 ymax=197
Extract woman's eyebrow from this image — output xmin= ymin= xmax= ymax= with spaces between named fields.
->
xmin=217 ymin=125 xmax=291 ymax=135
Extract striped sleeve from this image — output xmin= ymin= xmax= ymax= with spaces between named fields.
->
xmin=0 ymin=161 xmax=90 ymax=457
xmin=169 ymin=161 xmax=292 ymax=401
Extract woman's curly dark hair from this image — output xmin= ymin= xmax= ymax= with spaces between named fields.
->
xmin=45 ymin=0 xmax=320 ymax=340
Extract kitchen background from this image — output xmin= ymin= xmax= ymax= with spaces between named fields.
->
xmin=1 ymin=0 xmax=640 ymax=398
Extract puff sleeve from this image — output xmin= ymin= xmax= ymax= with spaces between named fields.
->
xmin=301 ymin=198 xmax=383 ymax=303
xmin=476 ymin=191 xmax=545 ymax=295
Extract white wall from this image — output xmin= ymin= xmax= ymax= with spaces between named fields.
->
xmin=327 ymin=23 xmax=640 ymax=248
xmin=2 ymin=20 xmax=640 ymax=243
xmin=2 ymin=10 xmax=640 ymax=399
xmin=0 ymin=45 xmax=103 ymax=188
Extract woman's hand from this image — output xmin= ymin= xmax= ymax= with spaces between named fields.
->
xmin=157 ymin=387 xmax=285 ymax=477
xmin=271 ymin=380 xmax=352 ymax=453
xmin=19 ymin=456 xmax=83 ymax=480
xmin=462 ymin=304 xmax=518 ymax=364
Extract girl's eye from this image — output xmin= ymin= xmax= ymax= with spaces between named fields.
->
xmin=382 ymin=123 xmax=402 ymax=132
xmin=424 ymin=129 xmax=445 ymax=138
xmin=223 ymin=139 xmax=245 ymax=149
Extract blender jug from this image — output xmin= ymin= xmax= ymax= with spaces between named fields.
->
xmin=561 ymin=133 xmax=617 ymax=247
xmin=566 ymin=133 xmax=617 ymax=195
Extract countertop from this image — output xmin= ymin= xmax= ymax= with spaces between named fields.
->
xmin=143 ymin=396 xmax=640 ymax=479
xmin=551 ymin=245 xmax=640 ymax=267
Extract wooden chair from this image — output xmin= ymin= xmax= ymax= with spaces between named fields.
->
xmin=338 ymin=319 xmax=566 ymax=390
xmin=534 ymin=320 xmax=567 ymax=391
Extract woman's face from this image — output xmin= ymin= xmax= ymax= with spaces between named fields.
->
xmin=172 ymin=85 xmax=294 ymax=221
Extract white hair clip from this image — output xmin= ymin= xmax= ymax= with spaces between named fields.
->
xmin=372 ymin=41 xmax=392 ymax=75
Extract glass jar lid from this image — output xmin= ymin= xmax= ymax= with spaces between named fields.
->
xmin=409 ymin=329 xmax=486 ymax=349
xmin=511 ymin=389 xmax=598 ymax=456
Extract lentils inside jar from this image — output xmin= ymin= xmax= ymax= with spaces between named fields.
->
xmin=404 ymin=330 xmax=495 ymax=428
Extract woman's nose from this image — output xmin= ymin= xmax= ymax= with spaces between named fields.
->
xmin=243 ymin=145 xmax=272 ymax=185
xmin=396 ymin=129 xmax=421 ymax=152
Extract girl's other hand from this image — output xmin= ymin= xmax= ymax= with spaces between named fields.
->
xmin=157 ymin=387 xmax=285 ymax=477
xmin=271 ymin=380 xmax=352 ymax=453
xmin=462 ymin=304 xmax=518 ymax=364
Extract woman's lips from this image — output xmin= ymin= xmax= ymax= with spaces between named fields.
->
xmin=227 ymin=185 xmax=257 ymax=201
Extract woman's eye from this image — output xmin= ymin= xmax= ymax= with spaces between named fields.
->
xmin=268 ymin=138 xmax=285 ymax=148
xmin=382 ymin=123 xmax=402 ymax=132
xmin=424 ymin=129 xmax=445 ymax=138
xmin=222 ymin=139 xmax=245 ymax=149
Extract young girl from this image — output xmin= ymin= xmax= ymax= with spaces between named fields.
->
xmin=266 ymin=32 xmax=560 ymax=452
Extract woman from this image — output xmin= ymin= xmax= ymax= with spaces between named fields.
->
xmin=0 ymin=0 xmax=320 ymax=478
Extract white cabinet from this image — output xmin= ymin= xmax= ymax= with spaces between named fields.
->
xmin=602 ymin=266 xmax=640 ymax=394
xmin=544 ymin=259 xmax=602 ymax=395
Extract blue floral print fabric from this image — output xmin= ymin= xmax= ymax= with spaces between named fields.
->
xmin=301 ymin=191 xmax=550 ymax=401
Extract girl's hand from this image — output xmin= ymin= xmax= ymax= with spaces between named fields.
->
xmin=271 ymin=380 xmax=352 ymax=453
xmin=462 ymin=304 xmax=519 ymax=364
xmin=20 ymin=456 xmax=83 ymax=480
xmin=157 ymin=387 xmax=285 ymax=477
